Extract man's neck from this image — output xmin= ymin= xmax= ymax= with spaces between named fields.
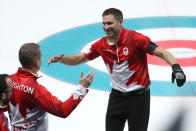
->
xmin=107 ymin=29 xmax=121 ymax=45
xmin=21 ymin=67 xmax=38 ymax=75
xmin=107 ymin=37 xmax=117 ymax=45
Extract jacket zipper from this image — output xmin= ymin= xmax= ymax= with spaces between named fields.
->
xmin=116 ymin=44 xmax=120 ymax=63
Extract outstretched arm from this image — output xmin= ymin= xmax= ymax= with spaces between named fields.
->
xmin=48 ymin=53 xmax=89 ymax=66
xmin=35 ymin=71 xmax=95 ymax=118
xmin=153 ymin=47 xmax=186 ymax=87
xmin=153 ymin=47 xmax=177 ymax=66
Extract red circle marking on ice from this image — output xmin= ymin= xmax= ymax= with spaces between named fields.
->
xmin=147 ymin=40 xmax=196 ymax=67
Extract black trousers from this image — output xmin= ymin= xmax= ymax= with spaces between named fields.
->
xmin=106 ymin=88 xmax=150 ymax=131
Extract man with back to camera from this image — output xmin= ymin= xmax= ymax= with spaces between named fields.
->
xmin=1 ymin=43 xmax=95 ymax=130
xmin=0 ymin=74 xmax=13 ymax=131
xmin=48 ymin=8 xmax=186 ymax=131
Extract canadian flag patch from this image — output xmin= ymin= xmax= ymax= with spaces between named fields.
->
xmin=123 ymin=47 xmax=128 ymax=56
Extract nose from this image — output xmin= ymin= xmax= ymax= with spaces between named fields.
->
xmin=103 ymin=24 xmax=109 ymax=30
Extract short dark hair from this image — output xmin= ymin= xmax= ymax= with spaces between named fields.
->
xmin=0 ymin=74 xmax=10 ymax=95
xmin=19 ymin=43 xmax=41 ymax=68
xmin=102 ymin=8 xmax=123 ymax=21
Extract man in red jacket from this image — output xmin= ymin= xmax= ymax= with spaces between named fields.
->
xmin=47 ymin=8 xmax=186 ymax=131
xmin=1 ymin=43 xmax=95 ymax=131
xmin=0 ymin=74 xmax=12 ymax=131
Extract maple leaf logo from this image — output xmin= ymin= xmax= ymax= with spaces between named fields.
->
xmin=106 ymin=60 xmax=135 ymax=89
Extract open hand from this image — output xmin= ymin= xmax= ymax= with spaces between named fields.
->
xmin=47 ymin=54 xmax=64 ymax=66
xmin=79 ymin=71 xmax=95 ymax=88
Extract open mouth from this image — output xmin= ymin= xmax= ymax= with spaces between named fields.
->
xmin=106 ymin=30 xmax=113 ymax=35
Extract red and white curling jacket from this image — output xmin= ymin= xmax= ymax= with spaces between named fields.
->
xmin=1 ymin=68 xmax=88 ymax=131
xmin=83 ymin=27 xmax=158 ymax=92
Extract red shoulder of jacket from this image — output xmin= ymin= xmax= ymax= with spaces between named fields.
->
xmin=117 ymin=27 xmax=136 ymax=44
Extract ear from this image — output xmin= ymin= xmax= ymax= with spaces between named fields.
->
xmin=35 ymin=59 xmax=39 ymax=66
xmin=33 ymin=59 xmax=39 ymax=67
xmin=119 ymin=19 xmax=123 ymax=25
